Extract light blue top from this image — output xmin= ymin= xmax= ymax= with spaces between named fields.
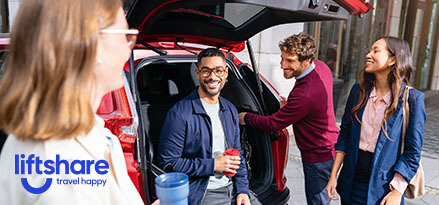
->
xmin=296 ymin=61 xmax=315 ymax=80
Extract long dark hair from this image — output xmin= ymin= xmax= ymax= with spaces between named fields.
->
xmin=352 ymin=37 xmax=413 ymax=140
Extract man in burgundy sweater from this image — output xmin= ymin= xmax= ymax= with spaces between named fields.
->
xmin=238 ymin=32 xmax=339 ymax=205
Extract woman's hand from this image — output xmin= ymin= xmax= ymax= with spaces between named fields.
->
xmin=325 ymin=176 xmax=339 ymax=200
xmin=380 ymin=189 xmax=402 ymax=205
xmin=326 ymin=151 xmax=345 ymax=201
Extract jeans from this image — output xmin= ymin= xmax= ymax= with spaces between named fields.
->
xmin=202 ymin=183 xmax=261 ymax=205
xmin=302 ymin=159 xmax=334 ymax=205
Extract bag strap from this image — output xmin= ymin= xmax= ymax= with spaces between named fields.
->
xmin=401 ymin=86 xmax=412 ymax=154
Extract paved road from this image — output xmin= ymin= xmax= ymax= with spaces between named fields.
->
xmin=422 ymin=91 xmax=439 ymax=160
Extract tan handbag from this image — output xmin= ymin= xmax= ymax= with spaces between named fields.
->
xmin=401 ymin=86 xmax=425 ymax=199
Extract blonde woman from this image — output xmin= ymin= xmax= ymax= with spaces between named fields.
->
xmin=0 ymin=0 xmax=143 ymax=204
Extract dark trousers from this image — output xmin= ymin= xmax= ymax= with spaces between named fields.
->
xmin=202 ymin=183 xmax=261 ymax=205
xmin=348 ymin=149 xmax=373 ymax=204
xmin=302 ymin=159 xmax=334 ymax=205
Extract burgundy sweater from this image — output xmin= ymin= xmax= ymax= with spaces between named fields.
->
xmin=245 ymin=60 xmax=339 ymax=163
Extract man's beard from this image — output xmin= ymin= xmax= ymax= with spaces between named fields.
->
xmin=199 ymin=79 xmax=225 ymax=96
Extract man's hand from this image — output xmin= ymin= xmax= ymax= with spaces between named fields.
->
xmin=280 ymin=96 xmax=287 ymax=105
xmin=380 ymin=189 xmax=402 ymax=205
xmin=236 ymin=193 xmax=250 ymax=205
xmin=214 ymin=153 xmax=240 ymax=173
xmin=238 ymin=112 xmax=247 ymax=125
xmin=325 ymin=176 xmax=339 ymax=200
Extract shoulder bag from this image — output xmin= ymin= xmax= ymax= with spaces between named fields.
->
xmin=401 ymin=86 xmax=425 ymax=199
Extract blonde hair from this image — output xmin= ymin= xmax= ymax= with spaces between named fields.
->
xmin=0 ymin=0 xmax=122 ymax=140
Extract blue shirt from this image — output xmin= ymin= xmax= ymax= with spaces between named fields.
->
xmin=296 ymin=61 xmax=315 ymax=80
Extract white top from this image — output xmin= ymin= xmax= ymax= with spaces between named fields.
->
xmin=0 ymin=116 xmax=144 ymax=205
xmin=201 ymin=100 xmax=231 ymax=190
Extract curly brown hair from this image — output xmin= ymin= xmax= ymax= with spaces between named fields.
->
xmin=279 ymin=32 xmax=316 ymax=62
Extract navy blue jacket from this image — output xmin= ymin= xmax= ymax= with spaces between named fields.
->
xmin=158 ymin=88 xmax=250 ymax=204
xmin=335 ymin=84 xmax=425 ymax=205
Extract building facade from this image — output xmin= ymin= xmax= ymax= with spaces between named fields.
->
xmin=307 ymin=0 xmax=439 ymax=92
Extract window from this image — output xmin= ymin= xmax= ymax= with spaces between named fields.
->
xmin=175 ymin=3 xmax=265 ymax=28
xmin=0 ymin=50 xmax=7 ymax=80
xmin=418 ymin=0 xmax=438 ymax=90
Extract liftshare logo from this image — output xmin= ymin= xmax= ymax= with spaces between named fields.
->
xmin=15 ymin=154 xmax=109 ymax=194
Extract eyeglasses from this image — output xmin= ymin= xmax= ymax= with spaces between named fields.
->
xmin=100 ymin=29 xmax=139 ymax=49
xmin=199 ymin=67 xmax=228 ymax=77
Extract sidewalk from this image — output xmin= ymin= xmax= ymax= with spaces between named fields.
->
xmin=285 ymin=90 xmax=439 ymax=205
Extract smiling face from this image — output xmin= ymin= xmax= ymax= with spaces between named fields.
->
xmin=365 ymin=39 xmax=395 ymax=75
xmin=196 ymin=56 xmax=228 ymax=97
xmin=280 ymin=51 xmax=311 ymax=79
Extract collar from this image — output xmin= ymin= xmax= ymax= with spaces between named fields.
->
xmin=73 ymin=115 xmax=112 ymax=160
xmin=190 ymin=87 xmax=226 ymax=115
xmin=296 ymin=61 xmax=315 ymax=80
xmin=369 ymin=87 xmax=391 ymax=105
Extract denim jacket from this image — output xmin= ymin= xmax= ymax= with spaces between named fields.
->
xmin=158 ymin=88 xmax=250 ymax=204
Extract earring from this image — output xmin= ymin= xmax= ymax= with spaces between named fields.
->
xmin=97 ymin=59 xmax=102 ymax=65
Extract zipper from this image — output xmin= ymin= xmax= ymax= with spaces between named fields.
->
xmin=224 ymin=133 xmax=229 ymax=150
xmin=249 ymin=189 xmax=258 ymax=197
xmin=200 ymin=185 xmax=208 ymax=205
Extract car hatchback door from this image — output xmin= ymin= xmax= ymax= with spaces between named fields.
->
xmin=126 ymin=0 xmax=372 ymax=51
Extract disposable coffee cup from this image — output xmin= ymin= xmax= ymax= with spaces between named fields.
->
xmin=155 ymin=172 xmax=189 ymax=205
xmin=223 ymin=148 xmax=240 ymax=177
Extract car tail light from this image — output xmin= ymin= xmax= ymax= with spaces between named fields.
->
xmin=271 ymin=129 xmax=289 ymax=191
xmin=97 ymin=75 xmax=139 ymax=152
xmin=97 ymin=74 xmax=145 ymax=202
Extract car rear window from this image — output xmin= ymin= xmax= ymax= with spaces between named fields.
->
xmin=176 ymin=3 xmax=265 ymax=28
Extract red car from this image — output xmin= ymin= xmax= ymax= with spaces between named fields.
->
xmin=0 ymin=0 xmax=371 ymax=204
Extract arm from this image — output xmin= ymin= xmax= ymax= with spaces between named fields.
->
xmin=325 ymin=84 xmax=358 ymax=200
xmin=157 ymin=110 xmax=214 ymax=177
xmin=326 ymin=151 xmax=345 ymax=200
xmin=389 ymin=172 xmax=408 ymax=194
xmin=334 ymin=84 xmax=358 ymax=152
xmin=393 ymin=90 xmax=425 ymax=183
xmin=381 ymin=90 xmax=425 ymax=205
xmin=244 ymin=91 xmax=310 ymax=131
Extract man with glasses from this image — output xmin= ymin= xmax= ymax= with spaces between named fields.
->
xmin=158 ymin=48 xmax=260 ymax=205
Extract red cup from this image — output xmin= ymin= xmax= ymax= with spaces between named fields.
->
xmin=223 ymin=148 xmax=240 ymax=177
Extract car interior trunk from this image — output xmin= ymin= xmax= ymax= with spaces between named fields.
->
xmin=134 ymin=55 xmax=280 ymax=201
